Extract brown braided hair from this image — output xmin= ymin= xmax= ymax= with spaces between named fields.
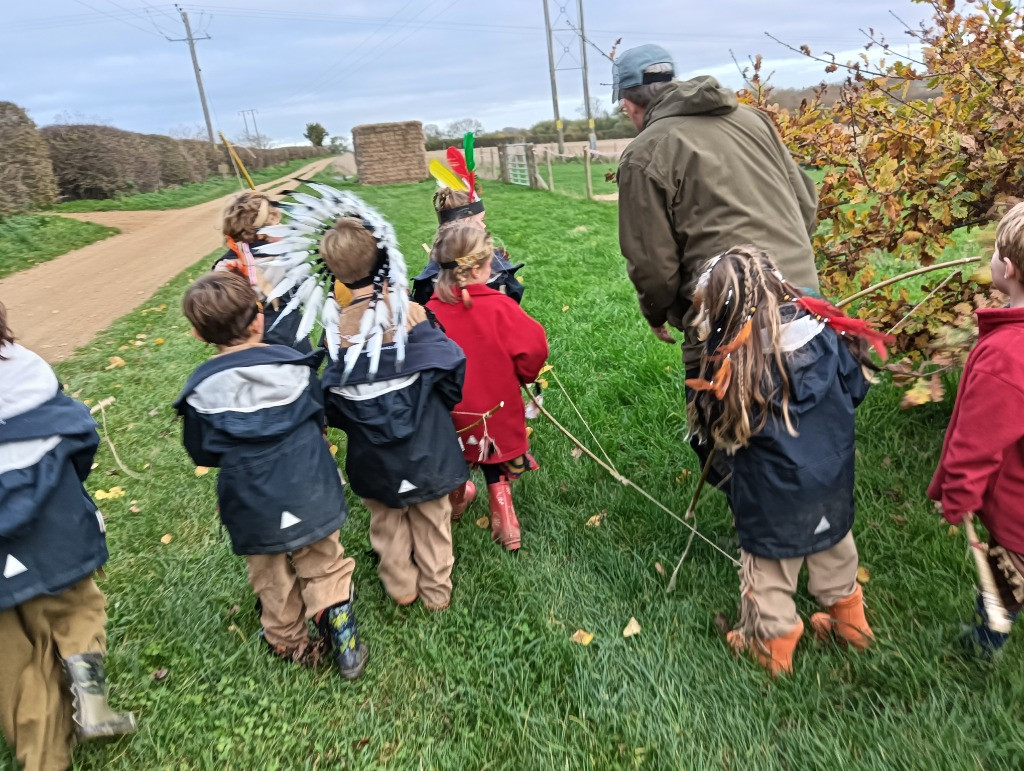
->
xmin=429 ymin=223 xmax=494 ymax=307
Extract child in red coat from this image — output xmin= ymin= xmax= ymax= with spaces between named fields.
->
xmin=426 ymin=223 xmax=549 ymax=551
xmin=929 ymin=202 xmax=1024 ymax=655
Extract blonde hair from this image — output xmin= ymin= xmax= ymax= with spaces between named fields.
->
xmin=320 ymin=218 xmax=379 ymax=284
xmin=183 ymin=272 xmax=262 ymax=346
xmin=433 ymin=187 xmax=470 ymax=214
xmin=222 ymin=191 xmax=280 ymax=243
xmin=0 ymin=301 xmax=13 ymax=358
xmin=429 ymin=223 xmax=493 ymax=307
xmin=996 ymin=201 xmax=1024 ymax=285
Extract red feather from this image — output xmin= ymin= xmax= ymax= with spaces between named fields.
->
xmin=446 ymin=147 xmax=478 ymax=201
xmin=795 ymin=296 xmax=895 ymax=360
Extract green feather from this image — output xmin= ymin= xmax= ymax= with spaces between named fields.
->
xmin=464 ymin=132 xmax=476 ymax=172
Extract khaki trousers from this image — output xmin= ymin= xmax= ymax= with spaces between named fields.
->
xmin=365 ymin=496 xmax=454 ymax=609
xmin=739 ymin=531 xmax=860 ymax=640
xmin=0 ymin=577 xmax=107 ymax=771
xmin=245 ymin=532 xmax=355 ymax=650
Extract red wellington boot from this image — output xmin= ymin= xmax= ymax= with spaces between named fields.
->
xmin=487 ymin=478 xmax=521 ymax=551
xmin=449 ymin=481 xmax=477 ymax=522
xmin=810 ymin=584 xmax=874 ymax=652
xmin=726 ymin=620 xmax=804 ymax=677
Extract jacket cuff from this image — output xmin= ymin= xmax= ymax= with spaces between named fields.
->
xmin=941 ymin=506 xmax=967 ymax=526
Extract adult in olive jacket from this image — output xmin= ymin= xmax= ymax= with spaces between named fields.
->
xmin=615 ymin=44 xmax=820 ymax=370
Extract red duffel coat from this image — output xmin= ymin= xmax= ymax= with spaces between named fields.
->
xmin=427 ymin=284 xmax=548 ymax=464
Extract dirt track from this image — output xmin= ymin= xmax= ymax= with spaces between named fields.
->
xmin=0 ymin=157 xmax=339 ymax=363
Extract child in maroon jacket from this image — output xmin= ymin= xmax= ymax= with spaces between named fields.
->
xmin=929 ymin=202 xmax=1024 ymax=655
xmin=426 ymin=223 xmax=549 ymax=551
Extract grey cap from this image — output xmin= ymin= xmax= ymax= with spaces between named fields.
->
xmin=612 ymin=44 xmax=675 ymax=102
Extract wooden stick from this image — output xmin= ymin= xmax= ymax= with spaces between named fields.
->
xmin=835 ymin=256 xmax=981 ymax=308
xmin=964 ymin=515 xmax=1013 ymax=634
xmin=667 ymin=448 xmax=718 ymax=592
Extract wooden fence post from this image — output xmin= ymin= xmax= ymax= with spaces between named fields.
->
xmin=525 ymin=144 xmax=542 ymax=189
xmin=546 ymin=149 xmax=554 ymax=191
xmin=498 ymin=145 xmax=510 ymax=183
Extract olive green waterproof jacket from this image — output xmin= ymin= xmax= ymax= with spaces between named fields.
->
xmin=618 ymin=76 xmax=820 ymax=366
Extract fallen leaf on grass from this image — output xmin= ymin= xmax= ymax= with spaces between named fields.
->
xmin=654 ymin=562 xmax=665 ymax=576
xmin=948 ymin=525 xmax=960 ymax=537
xmin=586 ymin=512 xmax=606 ymax=527
xmin=160 ymin=533 xmax=173 ymax=545
xmin=136 ymin=334 xmax=147 ymax=340
xmin=117 ymin=345 xmax=130 ymax=351
xmin=675 ymin=469 xmax=692 ymax=483
xmin=227 ymin=604 xmax=240 ymax=617
xmin=148 ymin=408 xmax=159 ymax=417
xmin=562 ymin=305 xmax=570 ymax=312
xmin=154 ymin=338 xmax=165 ymax=345
xmin=132 ymin=340 xmax=144 ymax=347
xmin=570 ymin=447 xmax=583 ymax=460
xmin=152 ymin=668 xmax=169 ymax=681
xmin=538 ymin=364 xmax=553 ymax=376
xmin=856 ymin=566 xmax=870 ymax=584
xmin=570 ymin=629 xmax=594 ymax=646
xmin=90 ymin=462 xmax=99 ymax=470
xmin=130 ymin=506 xmax=141 ymax=514
xmin=353 ymin=738 xmax=370 ymax=752
xmin=891 ymin=514 xmax=908 ymax=525
xmin=525 ymin=426 xmax=533 ymax=438
xmin=105 ymin=356 xmax=126 ymax=370
xmin=622 ymin=617 xmax=641 ymax=638
xmin=94 ymin=486 xmax=126 ymax=500
xmin=194 ymin=466 xmax=211 ymax=477
xmin=475 ymin=516 xmax=490 ymax=529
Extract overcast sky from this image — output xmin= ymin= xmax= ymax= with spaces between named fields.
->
xmin=2 ymin=1 xmax=933 ymax=146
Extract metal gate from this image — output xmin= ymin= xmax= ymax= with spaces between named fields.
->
xmin=506 ymin=144 xmax=530 ymax=186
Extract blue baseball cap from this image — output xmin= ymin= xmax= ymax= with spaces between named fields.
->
xmin=612 ymin=44 xmax=676 ymax=102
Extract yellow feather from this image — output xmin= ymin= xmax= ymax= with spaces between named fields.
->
xmin=429 ymin=159 xmax=468 ymax=191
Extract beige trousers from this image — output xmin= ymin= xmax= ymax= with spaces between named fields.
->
xmin=245 ymin=532 xmax=355 ymax=650
xmin=365 ymin=496 xmax=454 ymax=609
xmin=0 ymin=577 xmax=107 ymax=771
xmin=739 ymin=531 xmax=860 ymax=640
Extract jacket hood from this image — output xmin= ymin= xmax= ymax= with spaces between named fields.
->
xmin=643 ymin=76 xmax=737 ymax=128
xmin=977 ymin=306 xmax=1024 ymax=337
xmin=0 ymin=343 xmax=60 ymax=423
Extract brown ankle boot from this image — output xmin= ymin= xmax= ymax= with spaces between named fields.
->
xmin=449 ymin=481 xmax=476 ymax=522
xmin=726 ymin=619 xmax=804 ymax=677
xmin=487 ymin=479 xmax=520 ymax=551
xmin=810 ymin=584 xmax=873 ymax=651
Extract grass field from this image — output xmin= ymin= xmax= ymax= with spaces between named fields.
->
xmin=50 ymin=157 xmax=328 ymax=213
xmin=3 ymin=178 xmax=1020 ymax=770
xmin=539 ymin=157 xmax=620 ymax=199
xmin=0 ymin=214 xmax=118 ymax=278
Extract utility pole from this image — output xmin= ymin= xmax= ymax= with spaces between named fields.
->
xmin=576 ymin=0 xmax=597 ymax=151
xmin=542 ymin=0 xmax=566 ymax=154
xmin=169 ymin=7 xmax=215 ymax=144
xmin=239 ymin=109 xmax=260 ymax=146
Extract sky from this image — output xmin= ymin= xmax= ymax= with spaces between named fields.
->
xmin=2 ymin=1 xmax=934 ymax=146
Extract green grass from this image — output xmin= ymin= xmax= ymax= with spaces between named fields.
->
xmin=0 ymin=214 xmax=118 ymax=278
xmin=3 ymin=178 xmax=1020 ymax=770
xmin=540 ymin=157 xmax=620 ymax=199
xmin=50 ymin=157 xmax=329 ymax=213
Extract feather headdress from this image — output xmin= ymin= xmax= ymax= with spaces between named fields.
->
xmin=254 ymin=182 xmax=409 ymax=383
xmin=429 ymin=132 xmax=480 ymax=202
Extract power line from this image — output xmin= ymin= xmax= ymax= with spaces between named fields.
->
xmin=69 ymin=0 xmax=165 ymax=36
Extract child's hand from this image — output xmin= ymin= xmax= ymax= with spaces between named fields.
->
xmin=650 ymin=325 xmax=677 ymax=344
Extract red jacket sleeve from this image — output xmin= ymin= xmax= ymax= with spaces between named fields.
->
xmin=931 ymin=367 xmax=1024 ymax=523
xmin=504 ymin=305 xmax=548 ymax=384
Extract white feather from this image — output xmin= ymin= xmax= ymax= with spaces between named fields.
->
xmin=321 ymin=297 xmax=341 ymax=360
xmin=258 ymin=222 xmax=318 ymax=238
xmin=253 ymin=239 xmax=313 ymax=256
xmin=266 ymin=263 xmax=311 ymax=303
xmin=263 ymin=251 xmax=312 ymax=269
xmin=296 ymin=285 xmax=324 ymax=342
xmin=268 ymin=275 xmax=317 ymax=331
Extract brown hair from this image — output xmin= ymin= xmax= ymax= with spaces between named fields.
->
xmin=183 ymin=272 xmax=262 ymax=346
xmin=0 ymin=301 xmax=14 ymax=358
xmin=222 ymin=191 xmax=281 ymax=243
xmin=687 ymin=245 xmax=876 ymax=453
xmin=320 ymin=217 xmax=379 ymax=284
xmin=433 ymin=187 xmax=470 ymax=214
xmin=429 ymin=223 xmax=493 ymax=307
xmin=996 ymin=201 xmax=1024 ymax=285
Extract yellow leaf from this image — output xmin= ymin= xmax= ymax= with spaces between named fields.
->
xmin=154 ymin=338 xmax=165 ymax=345
xmin=538 ymin=364 xmax=553 ymax=375
xmin=675 ymin=469 xmax=692 ymax=483
xmin=948 ymin=525 xmax=960 ymax=537
xmin=562 ymin=305 xmax=570 ymax=312
xmin=570 ymin=629 xmax=594 ymax=646
xmin=475 ymin=516 xmax=490 ymax=529
xmin=525 ymin=426 xmax=533 ymax=438
xmin=586 ymin=512 xmax=605 ymax=527
xmin=856 ymin=566 xmax=870 ymax=584
xmin=105 ymin=356 xmax=126 ymax=370
xmin=160 ymin=534 xmax=173 ymax=545
xmin=136 ymin=334 xmax=147 ymax=340
xmin=329 ymin=444 xmax=339 ymax=457
xmin=622 ymin=617 xmax=642 ymax=638
xmin=94 ymin=486 xmax=126 ymax=501
xmin=194 ymin=466 xmax=211 ymax=476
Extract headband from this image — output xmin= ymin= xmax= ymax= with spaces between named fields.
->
xmin=437 ymin=200 xmax=485 ymax=224
xmin=252 ymin=198 xmax=271 ymax=229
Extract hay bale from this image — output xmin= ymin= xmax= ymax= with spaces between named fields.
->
xmin=352 ymin=121 xmax=427 ymax=185
xmin=0 ymin=102 xmax=58 ymax=217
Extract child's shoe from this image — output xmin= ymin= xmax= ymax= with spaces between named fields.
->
xmin=959 ymin=594 xmax=1017 ymax=658
xmin=258 ymin=629 xmax=326 ymax=667
xmin=487 ymin=478 xmax=520 ymax=551
xmin=449 ymin=481 xmax=477 ymax=522
xmin=726 ymin=620 xmax=804 ymax=677
xmin=810 ymin=584 xmax=874 ymax=651
xmin=316 ymin=593 xmax=369 ymax=681
xmin=63 ymin=653 xmax=137 ymax=741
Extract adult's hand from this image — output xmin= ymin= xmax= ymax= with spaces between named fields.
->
xmin=650 ymin=324 xmax=677 ymax=344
